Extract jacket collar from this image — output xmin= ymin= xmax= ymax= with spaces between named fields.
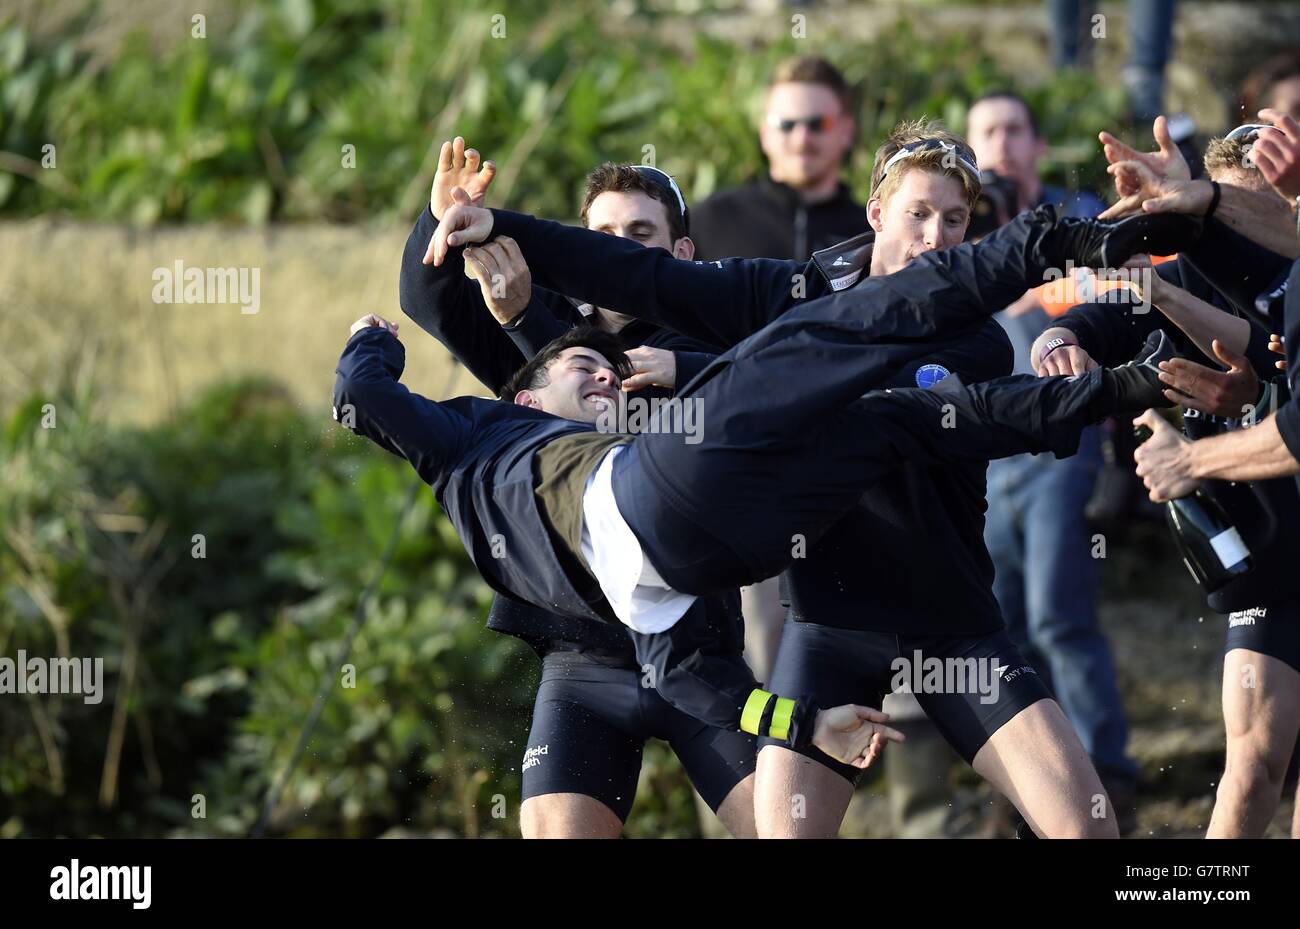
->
xmin=811 ymin=228 xmax=875 ymax=292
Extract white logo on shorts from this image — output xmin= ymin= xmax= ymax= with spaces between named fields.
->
xmin=522 ymin=744 xmax=549 ymax=771
xmin=1229 ymin=606 xmax=1267 ymax=627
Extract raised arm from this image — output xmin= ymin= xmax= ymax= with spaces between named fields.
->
xmin=426 ymin=203 xmax=808 ymax=348
xmin=333 ymin=316 xmax=471 ymax=485
xmin=1101 ymin=165 xmax=1299 ymax=260
xmin=399 ymin=206 xmax=537 ymax=394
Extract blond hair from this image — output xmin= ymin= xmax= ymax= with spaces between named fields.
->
xmin=869 ymin=118 xmax=981 ymax=208
xmin=1202 ymin=136 xmax=1271 ymax=192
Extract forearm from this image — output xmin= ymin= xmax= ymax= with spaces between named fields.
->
xmin=627 ymin=612 xmax=815 ymax=749
xmin=489 ymin=208 xmax=792 ymax=347
xmin=1212 ymin=183 xmax=1300 ymax=259
xmin=501 ymin=294 xmax=572 ymax=362
xmin=1150 ymin=276 xmax=1251 ymax=358
xmin=333 ymin=328 xmax=454 ymax=483
xmin=1185 ymin=416 xmax=1300 ymax=482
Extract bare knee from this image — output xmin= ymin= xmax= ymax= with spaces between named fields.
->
xmin=520 ymin=794 xmax=622 ymax=839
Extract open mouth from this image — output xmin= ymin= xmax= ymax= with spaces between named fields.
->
xmin=584 ymin=392 xmax=615 ymax=408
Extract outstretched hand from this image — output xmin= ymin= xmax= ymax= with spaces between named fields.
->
xmin=1156 ymin=340 xmax=1257 ymax=418
xmin=1253 ymin=109 xmax=1300 ymax=201
xmin=1098 ymin=158 xmax=1211 ymax=221
xmin=431 ymin=136 xmax=497 ymax=221
xmin=1099 ymin=116 xmax=1191 ymax=186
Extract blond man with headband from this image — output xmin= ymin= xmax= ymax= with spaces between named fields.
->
xmin=419 ymin=119 xmax=1203 ymax=836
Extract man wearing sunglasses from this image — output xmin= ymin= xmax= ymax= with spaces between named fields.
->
xmin=689 ymin=56 xmax=867 ymax=263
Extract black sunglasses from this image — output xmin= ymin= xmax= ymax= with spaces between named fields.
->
xmin=766 ymin=114 xmax=838 ymax=134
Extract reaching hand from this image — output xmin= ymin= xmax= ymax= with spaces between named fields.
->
xmin=621 ymin=346 xmax=678 ymax=392
xmin=1133 ymin=410 xmax=1199 ymax=503
xmin=462 ymin=235 xmax=533 ymax=326
xmin=431 ymin=136 xmax=497 ymax=221
xmin=1099 ymin=116 xmax=1191 ymax=187
xmin=424 ymin=187 xmax=495 ymax=266
xmin=349 ymin=314 xmax=400 ymax=337
xmin=1031 ymin=328 xmax=1098 ymax=376
xmin=1156 ymin=340 xmax=1259 ymax=418
xmin=1253 ymin=109 xmax=1300 ymax=201
xmin=1098 ymin=159 xmax=1212 ymax=220
xmin=811 ymin=705 xmax=905 ymax=770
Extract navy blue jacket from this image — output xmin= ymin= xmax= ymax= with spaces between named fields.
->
xmin=486 ymin=207 xmax=1014 ymax=634
xmin=333 ymin=326 xmax=813 ymax=745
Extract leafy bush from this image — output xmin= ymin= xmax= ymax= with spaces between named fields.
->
xmin=0 ymin=0 xmax=1124 ymax=225
xmin=0 ymin=370 xmax=545 ymax=838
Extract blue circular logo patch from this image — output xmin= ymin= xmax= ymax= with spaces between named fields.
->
xmin=915 ymin=364 xmax=951 ymax=388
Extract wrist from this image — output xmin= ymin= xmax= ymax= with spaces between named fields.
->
xmin=1203 ymin=180 xmax=1221 ymax=220
xmin=1182 ymin=440 xmax=1209 ymax=482
xmin=495 ymin=300 xmax=529 ymax=328
xmin=1037 ymin=333 xmax=1078 ymax=366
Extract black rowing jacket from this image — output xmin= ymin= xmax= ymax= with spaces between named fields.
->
xmin=486 ymin=206 xmax=1014 ymax=635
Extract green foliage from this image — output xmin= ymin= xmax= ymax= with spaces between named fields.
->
xmin=0 ymin=371 xmax=541 ymax=838
xmin=0 ymin=0 xmax=1124 ymax=224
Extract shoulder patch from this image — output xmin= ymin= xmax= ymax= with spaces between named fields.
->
xmin=915 ymin=363 xmax=951 ymax=388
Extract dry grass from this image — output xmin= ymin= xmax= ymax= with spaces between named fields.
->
xmin=0 ymin=217 xmax=483 ymax=426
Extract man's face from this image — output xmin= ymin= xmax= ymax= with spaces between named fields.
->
xmin=584 ymin=190 xmax=693 ymax=329
xmin=966 ymin=97 xmax=1045 ymax=189
xmin=867 ymin=169 xmax=971 ymax=276
xmin=1266 ymin=76 xmax=1300 ymax=123
xmin=514 ymin=346 xmax=621 ymax=424
xmin=759 ymin=82 xmax=854 ymax=190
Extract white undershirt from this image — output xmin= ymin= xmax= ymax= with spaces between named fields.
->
xmin=580 ymin=446 xmax=698 ymax=634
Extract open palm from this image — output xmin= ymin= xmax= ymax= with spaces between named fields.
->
xmin=431 ymin=136 xmax=497 ymax=221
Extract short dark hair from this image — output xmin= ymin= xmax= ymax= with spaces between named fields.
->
xmin=769 ymin=55 xmax=853 ymax=113
xmin=500 ymin=326 xmax=632 ymax=400
xmin=968 ymin=90 xmax=1040 ymax=138
xmin=579 ymin=163 xmax=688 ymax=243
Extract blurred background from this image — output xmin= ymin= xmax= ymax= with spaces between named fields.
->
xmin=1 ymin=0 xmax=1298 ymax=838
